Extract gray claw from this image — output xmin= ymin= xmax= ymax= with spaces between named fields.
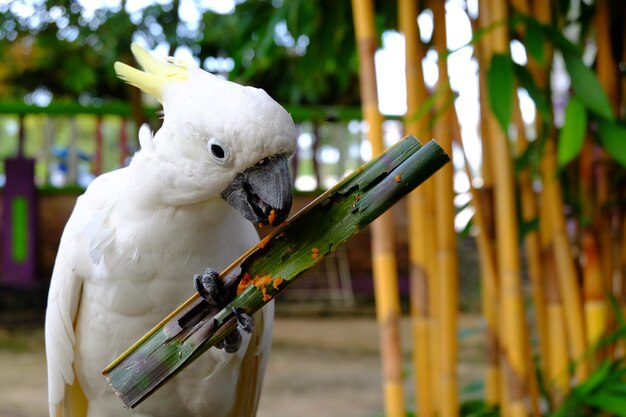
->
xmin=223 ymin=329 xmax=243 ymax=353
xmin=232 ymin=307 xmax=254 ymax=334
xmin=194 ymin=268 xmax=227 ymax=305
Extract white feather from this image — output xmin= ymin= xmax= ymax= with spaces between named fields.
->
xmin=138 ymin=123 xmax=155 ymax=152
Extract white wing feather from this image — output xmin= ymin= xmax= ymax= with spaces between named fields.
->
xmin=45 ymin=200 xmax=90 ymax=416
xmin=46 ymin=177 xmax=118 ymax=416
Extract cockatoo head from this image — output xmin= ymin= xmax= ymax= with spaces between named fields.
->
xmin=114 ymin=43 xmax=296 ymax=225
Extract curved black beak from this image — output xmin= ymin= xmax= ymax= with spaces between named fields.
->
xmin=221 ymin=155 xmax=293 ymax=226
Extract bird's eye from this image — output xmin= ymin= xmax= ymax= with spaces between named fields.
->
xmin=211 ymin=144 xmax=225 ymax=159
xmin=207 ymin=138 xmax=230 ymax=165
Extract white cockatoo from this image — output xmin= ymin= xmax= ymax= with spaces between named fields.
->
xmin=45 ymin=43 xmax=296 ymax=417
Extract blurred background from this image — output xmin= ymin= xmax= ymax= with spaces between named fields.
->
xmin=0 ymin=0 xmax=625 ymax=416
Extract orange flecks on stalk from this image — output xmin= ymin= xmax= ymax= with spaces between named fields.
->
xmin=253 ymin=275 xmax=272 ymax=289
xmin=268 ymin=209 xmax=276 ymax=226
xmin=273 ymin=277 xmax=284 ymax=290
xmin=262 ymin=287 xmax=272 ymax=302
xmin=311 ymin=247 xmax=320 ymax=260
xmin=394 ymin=175 xmax=401 ymax=183
xmin=237 ymin=273 xmax=252 ymax=295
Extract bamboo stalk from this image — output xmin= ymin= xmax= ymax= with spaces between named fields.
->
xmin=475 ymin=0 xmax=495 ymax=241
xmin=431 ymin=2 xmax=459 ymax=416
xmin=595 ymin=0 xmax=619 ymax=113
xmin=425 ymin=178 xmax=440 ymax=414
xmin=471 ymin=96 xmax=541 ymax=416
xmin=529 ymin=0 xmax=589 ymax=383
xmin=544 ymin=252 xmax=570 ymax=404
xmin=474 ymin=2 xmax=501 ymax=407
xmin=582 ymin=230 xmax=608 ymax=363
xmin=537 ymin=183 xmax=570 ymax=406
xmin=494 ymin=126 xmax=528 ymax=416
xmin=482 ymin=0 xmax=529 ymax=415
xmin=400 ymin=1 xmax=435 ymax=416
xmin=452 ymin=117 xmax=500 ymax=409
xmin=525 ymin=0 xmax=569 ymax=403
xmin=351 ymin=1 xmax=405 ymax=416
xmin=103 ymin=137 xmax=450 ymax=408
xmin=513 ymin=95 xmax=550 ymax=382
xmin=513 ymin=103 xmax=547 ymax=416
xmin=594 ymin=0 xmax=618 ymax=293
xmin=541 ymin=140 xmax=589 ymax=381
xmin=579 ymin=136 xmax=608 ymax=367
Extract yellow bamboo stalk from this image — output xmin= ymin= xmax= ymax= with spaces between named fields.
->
xmin=492 ymin=133 xmax=528 ymax=417
xmin=452 ymin=117 xmax=500 ymax=408
xmin=594 ymin=0 xmax=618 ymax=292
xmin=483 ymin=0 xmax=528 ymax=415
xmin=474 ymin=3 xmax=501 ymax=407
xmin=508 ymin=100 xmax=540 ymax=417
xmin=486 ymin=0 xmax=528 ymax=416
xmin=408 ymin=183 xmax=436 ymax=417
xmin=431 ymin=3 xmax=459 ymax=416
xmin=544 ymin=251 xmax=570 ymax=404
xmin=541 ymin=140 xmax=589 ymax=381
xmin=509 ymin=0 xmax=529 ymax=15
xmin=425 ymin=179 xmax=441 ymax=415
xmin=582 ymin=230 xmax=608 ymax=362
xmin=537 ymin=182 xmax=570 ymax=405
xmin=529 ymin=0 xmax=589 ymax=382
xmin=400 ymin=1 xmax=435 ymax=416
xmin=595 ymin=0 xmax=619 ymax=110
xmin=513 ymin=95 xmax=550 ymax=381
xmin=351 ymin=2 xmax=405 ymax=416
xmin=420 ymin=178 xmax=442 ymax=415
xmin=475 ymin=0 xmax=495 ymax=238
xmin=579 ymin=136 xmax=608 ymax=367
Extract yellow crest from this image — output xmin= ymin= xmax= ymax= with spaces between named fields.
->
xmin=114 ymin=43 xmax=189 ymax=103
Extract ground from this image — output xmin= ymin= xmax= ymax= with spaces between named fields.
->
xmin=0 ymin=314 xmax=485 ymax=417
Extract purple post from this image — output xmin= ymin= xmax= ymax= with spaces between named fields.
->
xmin=1 ymin=116 xmax=38 ymax=288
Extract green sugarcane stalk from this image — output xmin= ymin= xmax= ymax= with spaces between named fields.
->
xmin=102 ymin=136 xmax=449 ymax=408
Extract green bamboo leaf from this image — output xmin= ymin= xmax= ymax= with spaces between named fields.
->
xmin=557 ymin=96 xmax=587 ymax=166
xmin=562 ymin=50 xmax=614 ymax=121
xmin=487 ymin=53 xmax=515 ymax=133
xmin=586 ymin=392 xmax=626 ymax=417
xmin=525 ymin=18 xmax=545 ymax=64
xmin=597 ymin=120 xmax=626 ymax=167
xmin=528 ymin=16 xmax=581 ymax=56
xmin=576 ymin=360 xmax=613 ymax=396
xmin=605 ymin=383 xmax=626 ymax=396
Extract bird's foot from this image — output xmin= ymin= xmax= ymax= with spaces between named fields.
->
xmin=194 ymin=268 xmax=230 ymax=306
xmin=194 ymin=269 xmax=253 ymax=353
xmin=214 ymin=329 xmax=243 ymax=353
xmin=213 ymin=308 xmax=253 ymax=353
xmin=232 ymin=306 xmax=254 ymax=334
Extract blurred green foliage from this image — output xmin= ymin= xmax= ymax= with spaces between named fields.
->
xmin=0 ymin=0 xmax=397 ymax=106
